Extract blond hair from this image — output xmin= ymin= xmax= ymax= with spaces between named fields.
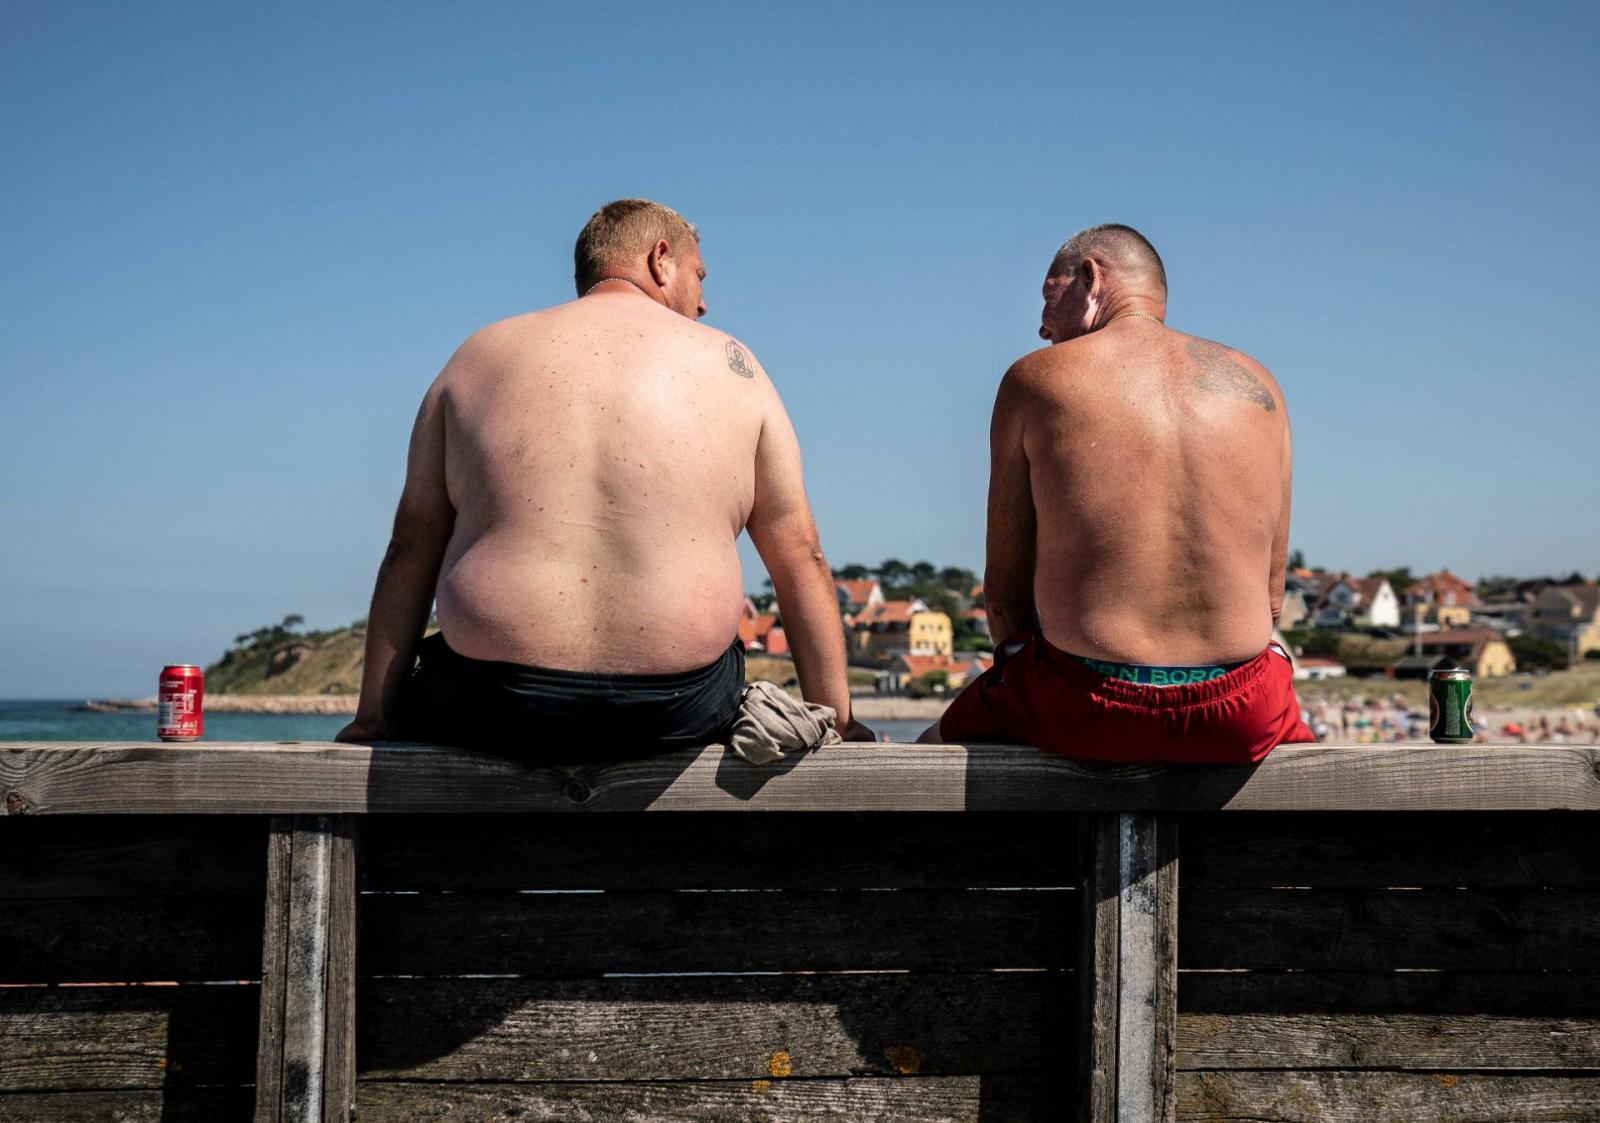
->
xmin=573 ymin=199 xmax=700 ymax=295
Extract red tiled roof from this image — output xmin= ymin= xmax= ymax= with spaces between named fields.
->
xmin=1410 ymin=570 xmax=1482 ymax=607
xmin=1353 ymin=576 xmax=1391 ymax=601
xmin=895 ymin=652 xmax=993 ymax=680
xmin=857 ymin=600 xmax=917 ymax=625
xmin=836 ymin=579 xmax=881 ymax=605
xmin=737 ymin=614 xmax=779 ymax=647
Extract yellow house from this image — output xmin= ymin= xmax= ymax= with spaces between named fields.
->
xmin=1530 ymin=583 xmax=1600 ymax=659
xmin=1409 ymin=630 xmax=1516 ymax=679
xmin=852 ymin=599 xmax=953 ymax=664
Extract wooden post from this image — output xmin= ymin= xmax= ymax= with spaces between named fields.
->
xmin=1079 ymin=812 xmax=1177 ymax=1123
xmin=255 ymin=815 xmax=358 ymax=1123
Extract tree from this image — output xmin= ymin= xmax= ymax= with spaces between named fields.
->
xmin=939 ymin=566 xmax=979 ymax=592
xmin=1509 ymin=634 xmax=1571 ymax=672
xmin=834 ymin=563 xmax=871 ymax=580
xmin=909 ymin=669 xmax=949 ymax=698
xmin=877 ymin=558 xmax=910 ymax=585
xmin=281 ymin=614 xmax=305 ymax=633
xmin=911 ymin=560 xmax=937 ymax=583
xmin=1288 ymin=548 xmax=1306 ymax=570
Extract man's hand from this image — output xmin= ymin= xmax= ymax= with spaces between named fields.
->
xmin=335 ymin=718 xmax=388 ymax=744
xmin=836 ymin=718 xmax=878 ymax=743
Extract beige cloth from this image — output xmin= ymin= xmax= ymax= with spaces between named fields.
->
xmin=714 ymin=681 xmax=842 ymax=764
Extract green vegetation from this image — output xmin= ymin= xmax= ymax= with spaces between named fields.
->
xmin=1509 ymin=634 xmax=1573 ymax=672
xmin=830 ymin=559 xmax=989 ymax=650
xmin=908 ymin=669 xmax=949 ymax=698
xmin=1282 ymin=630 xmax=1406 ymax=672
xmin=206 ymin=615 xmax=367 ymax=695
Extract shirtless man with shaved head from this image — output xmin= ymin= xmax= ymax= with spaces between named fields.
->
xmin=339 ymin=199 xmax=871 ymax=755
xmin=931 ymin=225 xmax=1313 ymax=761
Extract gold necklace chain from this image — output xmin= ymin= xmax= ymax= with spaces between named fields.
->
xmin=584 ymin=276 xmax=652 ymax=298
xmin=1103 ymin=310 xmax=1165 ymax=327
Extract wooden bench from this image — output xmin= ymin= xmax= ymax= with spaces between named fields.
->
xmin=3 ymin=741 xmax=1599 ymax=1121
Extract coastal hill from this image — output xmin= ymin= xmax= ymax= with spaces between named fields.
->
xmin=205 ymin=616 xmax=365 ymax=696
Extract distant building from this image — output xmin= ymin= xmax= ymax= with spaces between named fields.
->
xmin=836 ymin=579 xmax=886 ymax=616
xmin=1529 ymin=582 xmax=1600 ymax=659
xmin=881 ymin=652 xmax=994 ymax=694
xmin=1277 ymin=589 xmax=1310 ymax=630
xmin=851 ymin=598 xmax=953 ymax=664
xmin=738 ymin=613 xmax=787 ymax=655
xmin=1293 ymin=657 xmax=1347 ymax=682
xmin=1309 ymin=574 xmax=1399 ymax=629
xmin=1393 ymin=630 xmax=1516 ymax=679
xmin=1403 ymin=570 xmax=1482 ymax=629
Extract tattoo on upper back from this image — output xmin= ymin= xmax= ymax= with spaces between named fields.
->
xmin=1186 ymin=339 xmax=1275 ymax=412
xmin=726 ymin=341 xmax=755 ymax=379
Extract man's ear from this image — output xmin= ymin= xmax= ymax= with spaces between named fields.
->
xmin=1082 ymin=256 xmax=1104 ymax=297
xmin=646 ymin=239 xmax=672 ymax=287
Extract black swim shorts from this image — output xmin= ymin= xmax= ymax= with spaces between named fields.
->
xmin=398 ymin=632 xmax=745 ymax=762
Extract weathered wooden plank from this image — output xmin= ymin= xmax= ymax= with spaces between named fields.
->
xmin=1180 ymin=889 xmax=1600 ymax=971
xmin=1176 ymin=1070 xmax=1600 ymax=1122
xmin=361 ymin=811 xmax=1076 ymax=891
xmin=355 ymin=1076 xmax=1054 ymax=1121
xmin=357 ymin=973 xmax=1069 ymax=1080
xmin=0 ymin=984 xmax=258 ymax=1090
xmin=5 ymin=743 xmax=1598 ymax=815
xmin=255 ymin=822 xmax=291 ymax=1123
xmin=1079 ymin=814 xmax=1119 ymax=1123
xmin=321 ymin=818 xmax=358 ymax=1123
xmin=1181 ymin=812 xmax=1600 ymax=888
xmin=0 ymin=816 xmax=265 ymax=898
xmin=360 ymin=887 xmax=1075 ymax=976
xmin=0 ymin=897 xmax=263 ymax=983
xmin=1179 ymin=971 xmax=1600 ymax=1070
xmin=1180 ymin=1011 xmax=1600 ymax=1071
xmin=0 ymin=1089 xmax=255 ymax=1121
xmin=280 ymin=818 xmax=333 ymax=1121
xmin=1116 ymin=813 xmax=1177 ymax=1123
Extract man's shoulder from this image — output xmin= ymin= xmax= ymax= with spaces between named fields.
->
xmin=1174 ymin=331 xmax=1286 ymax=414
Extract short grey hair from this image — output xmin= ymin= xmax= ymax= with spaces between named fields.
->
xmin=1055 ymin=223 xmax=1166 ymax=292
xmin=574 ymin=199 xmax=700 ymax=295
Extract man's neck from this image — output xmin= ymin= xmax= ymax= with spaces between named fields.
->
xmin=584 ymin=276 xmax=657 ymax=301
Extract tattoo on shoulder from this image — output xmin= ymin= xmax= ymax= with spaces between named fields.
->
xmin=725 ymin=341 xmax=755 ymax=379
xmin=1186 ymin=339 xmax=1275 ymax=412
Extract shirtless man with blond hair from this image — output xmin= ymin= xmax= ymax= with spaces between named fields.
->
xmin=340 ymin=199 xmax=870 ymax=755
xmin=932 ymin=224 xmax=1313 ymax=761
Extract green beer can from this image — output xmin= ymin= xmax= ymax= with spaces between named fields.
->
xmin=1428 ymin=668 xmax=1475 ymax=744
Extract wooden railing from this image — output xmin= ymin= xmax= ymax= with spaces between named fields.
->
xmin=3 ymin=741 xmax=1599 ymax=1122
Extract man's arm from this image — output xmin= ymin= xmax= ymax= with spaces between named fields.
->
xmin=984 ymin=365 xmax=1039 ymax=643
xmin=745 ymin=382 xmax=871 ymax=741
xmin=1269 ymin=421 xmax=1292 ymax=625
xmin=337 ymin=378 xmax=454 ymax=742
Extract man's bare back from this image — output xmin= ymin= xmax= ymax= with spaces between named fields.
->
xmin=992 ymin=321 xmax=1289 ymax=665
xmin=435 ymin=295 xmax=767 ymax=673
xmin=340 ymin=199 xmax=866 ymax=746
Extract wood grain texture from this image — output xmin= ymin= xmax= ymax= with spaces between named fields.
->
xmin=0 ymin=896 xmax=263 ymax=983
xmin=359 ymin=887 xmax=1076 ymax=976
xmin=5 ymin=743 xmax=1598 ymax=815
xmin=361 ymin=811 xmax=1076 ymax=891
xmin=255 ymin=821 xmax=291 ymax=1123
xmin=321 ymin=817 xmax=358 ymax=1123
xmin=0 ymin=816 xmax=265 ymax=898
xmin=0 ymin=984 xmax=258 ymax=1090
xmin=0 ymin=1089 xmax=255 ymax=1121
xmin=355 ymin=1076 xmax=1055 ymax=1121
xmin=1079 ymin=814 xmax=1119 ymax=1123
xmin=356 ymin=973 xmax=1070 ymax=1080
xmin=1180 ymin=812 xmax=1600 ymax=888
xmin=1178 ymin=972 xmax=1600 ymax=1071
xmin=1180 ymin=889 xmax=1600 ymax=970
xmin=1176 ymin=1070 xmax=1600 ymax=1122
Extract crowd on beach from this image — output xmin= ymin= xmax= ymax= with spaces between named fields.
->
xmin=1304 ymin=694 xmax=1600 ymax=745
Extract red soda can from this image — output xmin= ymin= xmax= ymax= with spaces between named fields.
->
xmin=157 ymin=665 xmax=205 ymax=742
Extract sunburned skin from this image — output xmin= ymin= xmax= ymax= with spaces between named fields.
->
xmin=422 ymin=295 xmax=782 ymax=674
xmin=987 ymin=321 xmax=1292 ymax=666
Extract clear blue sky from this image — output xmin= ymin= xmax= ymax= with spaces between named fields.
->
xmin=4 ymin=1 xmax=1597 ymax=697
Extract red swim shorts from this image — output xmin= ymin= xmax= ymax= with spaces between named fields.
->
xmin=939 ymin=630 xmax=1315 ymax=763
